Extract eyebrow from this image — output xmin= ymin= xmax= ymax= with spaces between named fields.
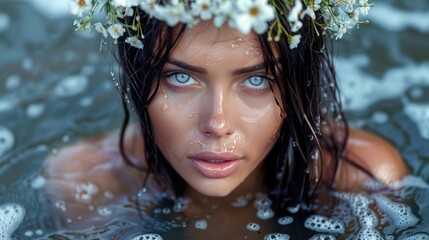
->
xmin=166 ymin=59 xmax=267 ymax=76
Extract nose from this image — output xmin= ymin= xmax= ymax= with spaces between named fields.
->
xmin=199 ymin=89 xmax=235 ymax=138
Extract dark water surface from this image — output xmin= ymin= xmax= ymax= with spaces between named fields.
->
xmin=1 ymin=0 xmax=429 ymax=239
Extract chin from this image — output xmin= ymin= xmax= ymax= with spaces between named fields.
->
xmin=192 ymin=184 xmax=235 ymax=198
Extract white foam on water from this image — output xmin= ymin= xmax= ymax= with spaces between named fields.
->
xmin=391 ymin=175 xmax=429 ymax=189
xmin=246 ymin=222 xmax=260 ymax=232
xmin=194 ymin=219 xmax=207 ymax=230
xmin=256 ymin=207 xmax=275 ymax=220
xmin=354 ymin=227 xmax=384 ymax=240
xmin=403 ymin=233 xmax=429 ymax=240
xmin=31 ymin=175 xmax=46 ymax=189
xmin=0 ymin=127 xmax=14 ymax=157
xmin=0 ymin=98 xmax=18 ymax=113
xmin=308 ymin=234 xmax=336 ymax=240
xmin=277 ymin=216 xmax=293 ymax=225
xmin=403 ymin=101 xmax=429 ymax=139
xmin=369 ymin=3 xmax=429 ymax=32
xmin=129 ymin=234 xmax=163 ymax=240
xmin=0 ymin=13 xmax=10 ymax=32
xmin=97 ymin=206 xmax=112 ymax=216
xmin=304 ymin=215 xmax=345 ymax=234
xmin=4 ymin=75 xmax=21 ymax=90
xmin=373 ymin=195 xmax=418 ymax=229
xmin=54 ymin=75 xmax=89 ymax=98
xmin=263 ymin=233 xmax=290 ymax=240
xmin=335 ymin=193 xmax=382 ymax=236
xmin=74 ymin=182 xmax=99 ymax=202
xmin=337 ymin=58 xmax=429 ymax=111
xmin=0 ymin=203 xmax=26 ymax=240
xmin=26 ymin=103 xmax=45 ymax=118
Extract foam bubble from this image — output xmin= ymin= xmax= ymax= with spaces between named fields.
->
xmin=4 ymin=75 xmax=20 ymax=90
xmin=404 ymin=101 xmax=429 ymax=139
xmin=31 ymin=175 xmax=46 ymax=189
xmin=354 ymin=227 xmax=384 ymax=240
xmin=308 ymin=234 xmax=336 ymax=240
xmin=74 ymin=182 xmax=99 ymax=202
xmin=335 ymin=193 xmax=381 ymax=231
xmin=194 ymin=219 xmax=208 ymax=230
xmin=277 ymin=216 xmax=293 ymax=225
xmin=0 ymin=126 xmax=14 ymax=157
xmin=256 ymin=207 xmax=275 ymax=220
xmin=373 ymin=195 xmax=418 ymax=228
xmin=231 ymin=196 xmax=248 ymax=207
xmin=304 ymin=215 xmax=345 ymax=234
xmin=0 ymin=13 xmax=10 ymax=32
xmin=0 ymin=203 xmax=26 ymax=240
xmin=26 ymin=103 xmax=45 ymax=118
xmin=246 ymin=222 xmax=260 ymax=232
xmin=403 ymin=233 xmax=429 ymax=240
xmin=97 ymin=206 xmax=112 ymax=216
xmin=129 ymin=233 xmax=163 ymax=240
xmin=0 ymin=98 xmax=18 ymax=113
xmin=54 ymin=75 xmax=88 ymax=97
xmin=263 ymin=233 xmax=290 ymax=240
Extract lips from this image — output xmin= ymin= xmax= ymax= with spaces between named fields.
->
xmin=188 ymin=152 xmax=243 ymax=178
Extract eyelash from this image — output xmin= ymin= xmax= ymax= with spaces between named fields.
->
xmin=163 ymin=71 xmax=272 ymax=93
xmin=164 ymin=72 xmax=198 ymax=87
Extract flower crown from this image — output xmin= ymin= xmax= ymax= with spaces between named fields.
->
xmin=71 ymin=0 xmax=373 ymax=50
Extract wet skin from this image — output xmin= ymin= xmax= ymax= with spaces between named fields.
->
xmin=147 ymin=21 xmax=283 ymax=198
xmin=42 ymin=22 xmax=409 ymax=228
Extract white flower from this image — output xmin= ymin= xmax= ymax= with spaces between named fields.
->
xmin=73 ymin=16 xmax=91 ymax=30
xmin=233 ymin=0 xmax=275 ymax=34
xmin=288 ymin=0 xmax=303 ymax=32
xmin=289 ymin=34 xmax=301 ymax=49
xmin=300 ymin=0 xmax=321 ymax=20
xmin=140 ymin=0 xmax=161 ymax=18
xmin=125 ymin=36 xmax=144 ymax=49
xmin=334 ymin=20 xmax=354 ymax=40
xmin=359 ymin=0 xmax=370 ymax=16
xmin=108 ymin=23 xmax=126 ymax=39
xmin=157 ymin=3 xmax=194 ymax=26
xmin=288 ymin=0 xmax=303 ymax=23
xmin=191 ymin=0 xmax=215 ymax=20
xmin=213 ymin=1 xmax=234 ymax=28
xmin=94 ymin=22 xmax=108 ymax=38
xmin=70 ymin=0 xmax=92 ymax=17
xmin=111 ymin=0 xmax=141 ymax=8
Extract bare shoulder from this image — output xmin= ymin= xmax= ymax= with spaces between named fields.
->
xmin=329 ymin=128 xmax=410 ymax=191
xmin=42 ymin=125 xmax=146 ymax=225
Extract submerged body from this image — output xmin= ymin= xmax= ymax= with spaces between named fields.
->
xmin=43 ymin=19 xmax=408 ymax=232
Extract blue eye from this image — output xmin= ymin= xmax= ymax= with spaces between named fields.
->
xmin=242 ymin=76 xmax=270 ymax=89
xmin=166 ymin=72 xmax=197 ymax=86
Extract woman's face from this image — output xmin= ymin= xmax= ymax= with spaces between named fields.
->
xmin=148 ymin=22 xmax=284 ymax=197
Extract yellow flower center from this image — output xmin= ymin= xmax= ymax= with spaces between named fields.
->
xmin=250 ymin=7 xmax=259 ymax=17
xmin=201 ymin=4 xmax=209 ymax=11
xmin=78 ymin=0 xmax=86 ymax=7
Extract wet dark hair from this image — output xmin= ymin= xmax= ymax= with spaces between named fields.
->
xmin=116 ymin=3 xmax=349 ymax=212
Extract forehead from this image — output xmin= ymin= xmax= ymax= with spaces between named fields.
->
xmin=171 ymin=21 xmax=261 ymax=60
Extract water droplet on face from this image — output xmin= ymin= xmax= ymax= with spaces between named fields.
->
xmin=162 ymin=89 xmax=169 ymax=111
xmin=231 ymin=43 xmax=238 ymax=48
